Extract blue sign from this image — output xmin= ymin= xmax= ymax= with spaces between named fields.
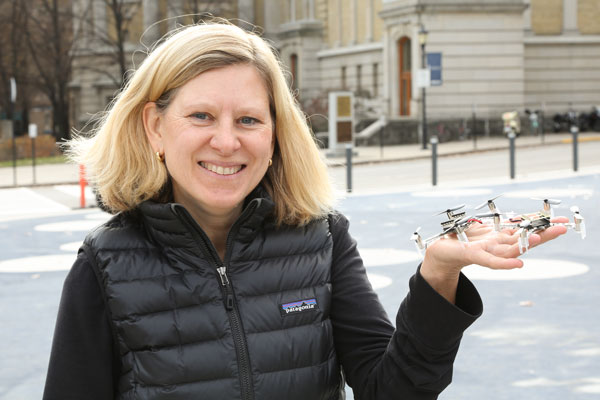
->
xmin=427 ymin=53 xmax=442 ymax=86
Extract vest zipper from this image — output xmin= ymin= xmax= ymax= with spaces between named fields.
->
xmin=173 ymin=202 xmax=258 ymax=400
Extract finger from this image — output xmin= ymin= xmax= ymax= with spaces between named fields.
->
xmin=467 ymin=247 xmax=524 ymax=270
xmin=550 ymin=216 xmax=569 ymax=223
xmin=529 ymin=225 xmax=568 ymax=249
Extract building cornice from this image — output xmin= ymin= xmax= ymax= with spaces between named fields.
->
xmin=380 ymin=0 xmax=527 ymax=19
xmin=316 ymin=42 xmax=384 ymax=59
xmin=524 ymin=34 xmax=600 ymax=45
xmin=277 ymin=19 xmax=323 ymax=40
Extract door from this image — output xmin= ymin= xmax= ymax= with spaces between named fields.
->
xmin=397 ymin=37 xmax=411 ymax=116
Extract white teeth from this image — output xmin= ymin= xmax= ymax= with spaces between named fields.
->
xmin=200 ymin=162 xmax=242 ymax=175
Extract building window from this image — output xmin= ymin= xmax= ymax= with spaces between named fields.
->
xmin=373 ymin=63 xmax=378 ymax=97
xmin=341 ymin=66 xmax=347 ymax=89
xmin=356 ymin=64 xmax=362 ymax=93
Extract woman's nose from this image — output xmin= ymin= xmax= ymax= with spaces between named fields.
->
xmin=209 ymin=121 xmax=241 ymax=155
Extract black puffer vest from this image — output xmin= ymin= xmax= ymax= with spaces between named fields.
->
xmin=84 ymin=193 xmax=342 ymax=399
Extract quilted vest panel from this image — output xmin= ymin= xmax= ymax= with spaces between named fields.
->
xmin=84 ymin=199 xmax=342 ymax=399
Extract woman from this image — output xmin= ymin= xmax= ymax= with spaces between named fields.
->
xmin=43 ymin=22 xmax=566 ymax=399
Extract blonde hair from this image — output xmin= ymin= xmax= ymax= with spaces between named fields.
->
xmin=69 ymin=21 xmax=334 ymax=226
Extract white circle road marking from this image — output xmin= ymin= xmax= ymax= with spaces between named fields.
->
xmin=85 ymin=212 xmax=111 ymax=220
xmin=34 ymin=219 xmax=104 ymax=232
xmin=503 ymin=188 xmax=593 ymax=200
xmin=0 ymin=254 xmax=77 ymax=273
xmin=59 ymin=241 xmax=83 ymax=252
xmin=366 ymin=273 xmax=393 ymax=289
xmin=358 ymin=248 xmax=421 ymax=267
xmin=410 ymin=188 xmax=493 ymax=198
xmin=462 ymin=258 xmax=589 ymax=280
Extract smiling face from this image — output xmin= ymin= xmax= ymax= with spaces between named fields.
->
xmin=144 ymin=64 xmax=275 ymax=222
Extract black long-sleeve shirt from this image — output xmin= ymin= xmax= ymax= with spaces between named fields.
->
xmin=43 ymin=214 xmax=482 ymax=399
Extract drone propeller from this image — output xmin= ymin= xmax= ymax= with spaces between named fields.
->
xmin=435 ymin=204 xmax=465 ymax=216
xmin=475 ymin=212 xmax=500 ymax=218
xmin=569 ymin=207 xmax=586 ymax=239
xmin=532 ymin=197 xmax=561 ymax=205
xmin=475 ymin=194 xmax=503 ymax=210
xmin=410 ymin=227 xmax=422 ymax=241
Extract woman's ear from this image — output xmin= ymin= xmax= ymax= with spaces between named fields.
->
xmin=143 ymin=102 xmax=163 ymax=152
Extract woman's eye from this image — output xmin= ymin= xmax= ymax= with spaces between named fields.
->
xmin=240 ymin=116 xmax=258 ymax=125
xmin=192 ymin=112 xmax=209 ymax=120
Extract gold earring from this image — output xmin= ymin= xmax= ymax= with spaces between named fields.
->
xmin=156 ymin=151 xmax=165 ymax=163
xmin=268 ymin=159 xmax=273 ymax=167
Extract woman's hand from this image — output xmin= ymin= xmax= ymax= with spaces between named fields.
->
xmin=419 ymin=217 xmax=569 ymax=303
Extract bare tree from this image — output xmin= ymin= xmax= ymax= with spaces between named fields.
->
xmin=73 ymin=0 xmax=238 ymax=87
xmin=24 ymin=0 xmax=77 ymax=141
xmin=0 ymin=0 xmax=32 ymax=134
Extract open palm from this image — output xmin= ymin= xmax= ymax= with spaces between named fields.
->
xmin=424 ymin=217 xmax=569 ymax=273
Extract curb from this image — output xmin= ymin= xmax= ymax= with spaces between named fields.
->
xmin=326 ymin=138 xmax=569 ymax=167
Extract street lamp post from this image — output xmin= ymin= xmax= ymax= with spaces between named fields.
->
xmin=419 ymin=26 xmax=428 ymax=150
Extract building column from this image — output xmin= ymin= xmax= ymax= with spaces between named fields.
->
xmin=563 ymin=0 xmax=578 ymax=34
xmin=238 ymin=0 xmax=255 ymax=24
xmin=143 ymin=0 xmax=161 ymax=44
xmin=366 ymin=0 xmax=374 ymax=42
xmin=336 ymin=0 xmax=343 ymax=46
xmin=351 ymin=0 xmax=358 ymax=44
xmin=93 ymin=0 xmax=107 ymax=40
xmin=308 ymin=0 xmax=315 ymax=20
xmin=167 ymin=0 xmax=185 ymax=30
xmin=290 ymin=0 xmax=296 ymax=22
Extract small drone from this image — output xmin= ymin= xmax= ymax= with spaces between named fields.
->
xmin=411 ymin=204 xmax=482 ymax=256
xmin=411 ymin=196 xmax=585 ymax=256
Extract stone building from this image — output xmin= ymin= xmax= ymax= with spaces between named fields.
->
xmin=70 ymin=0 xmax=600 ymax=142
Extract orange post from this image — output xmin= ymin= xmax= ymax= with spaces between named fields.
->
xmin=79 ymin=164 xmax=87 ymax=208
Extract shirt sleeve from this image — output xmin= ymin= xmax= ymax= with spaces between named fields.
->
xmin=43 ymin=250 xmax=119 ymax=400
xmin=328 ymin=213 xmax=483 ymax=400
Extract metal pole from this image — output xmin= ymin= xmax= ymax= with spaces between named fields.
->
xmin=10 ymin=77 xmax=17 ymax=186
xmin=431 ymin=136 xmax=438 ymax=186
xmin=540 ymin=109 xmax=545 ymax=144
xmin=572 ymin=126 xmax=579 ymax=172
xmin=345 ymin=143 xmax=353 ymax=193
xmin=421 ymin=43 xmax=428 ymax=150
xmin=31 ymin=137 xmax=36 ymax=185
xmin=472 ymin=104 xmax=477 ymax=150
xmin=379 ymin=124 xmax=384 ymax=159
xmin=508 ymin=132 xmax=516 ymax=179
xmin=11 ymin=129 xmax=17 ymax=186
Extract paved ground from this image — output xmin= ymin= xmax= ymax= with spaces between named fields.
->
xmin=0 ymin=135 xmax=598 ymax=399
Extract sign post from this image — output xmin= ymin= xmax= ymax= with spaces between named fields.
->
xmin=29 ymin=124 xmax=38 ymax=184
xmin=327 ymin=91 xmax=354 ymax=157
xmin=10 ymin=77 xmax=17 ymax=186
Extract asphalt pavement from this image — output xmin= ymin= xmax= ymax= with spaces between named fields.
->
xmin=1 ymin=133 xmax=599 ymax=399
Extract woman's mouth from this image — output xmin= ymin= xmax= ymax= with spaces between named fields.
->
xmin=199 ymin=161 xmax=244 ymax=176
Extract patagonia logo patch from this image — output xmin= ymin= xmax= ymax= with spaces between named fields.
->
xmin=280 ymin=298 xmax=318 ymax=316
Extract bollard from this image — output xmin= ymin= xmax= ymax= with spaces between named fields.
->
xmin=345 ymin=144 xmax=353 ymax=193
xmin=571 ymin=125 xmax=579 ymax=172
xmin=431 ymin=136 xmax=438 ymax=186
xmin=508 ymin=132 xmax=516 ymax=179
xmin=31 ymin=137 xmax=37 ymax=185
xmin=79 ymin=164 xmax=87 ymax=208
xmin=379 ymin=125 xmax=384 ymax=159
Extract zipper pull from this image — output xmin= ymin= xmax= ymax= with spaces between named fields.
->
xmin=225 ymin=294 xmax=234 ymax=311
xmin=217 ymin=266 xmax=229 ymax=286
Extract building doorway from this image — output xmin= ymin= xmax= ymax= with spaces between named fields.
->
xmin=397 ymin=37 xmax=411 ymax=116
